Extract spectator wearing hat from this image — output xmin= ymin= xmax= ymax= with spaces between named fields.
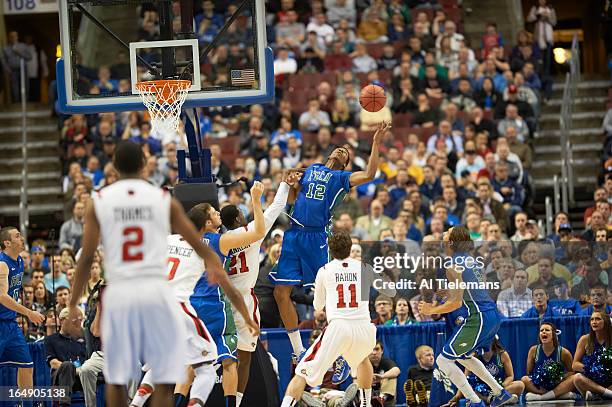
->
xmin=30 ymin=245 xmax=49 ymax=274
xmin=521 ymin=285 xmax=559 ymax=319
xmin=270 ymin=228 xmax=284 ymax=245
xmin=44 ymin=307 xmax=87 ymax=405
xmin=497 ymin=269 xmax=533 ymax=317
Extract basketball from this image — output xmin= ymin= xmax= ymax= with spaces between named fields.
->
xmin=359 ymin=84 xmax=386 ymax=112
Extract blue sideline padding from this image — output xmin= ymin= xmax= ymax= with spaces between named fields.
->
xmin=264 ymin=315 xmax=590 ymax=403
xmin=0 ymin=316 xmax=590 ymax=406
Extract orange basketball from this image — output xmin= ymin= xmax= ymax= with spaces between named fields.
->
xmin=359 ymin=84 xmax=386 ymax=112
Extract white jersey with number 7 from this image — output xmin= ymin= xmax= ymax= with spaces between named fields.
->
xmin=313 ymin=257 xmax=370 ymax=322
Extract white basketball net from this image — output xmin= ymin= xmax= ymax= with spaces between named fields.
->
xmin=136 ymin=80 xmax=191 ymax=137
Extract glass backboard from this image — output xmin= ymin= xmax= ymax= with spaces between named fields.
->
xmin=56 ymin=0 xmax=273 ymax=114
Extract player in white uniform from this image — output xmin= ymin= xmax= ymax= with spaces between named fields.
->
xmin=68 ymin=141 xmax=234 ymax=407
xmin=219 ymin=171 xmax=299 ymax=405
xmin=281 ymin=230 xmax=377 ymax=407
xmin=132 ymin=182 xmax=266 ymax=407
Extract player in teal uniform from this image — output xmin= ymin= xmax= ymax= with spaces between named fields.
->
xmin=270 ymin=122 xmax=390 ymax=377
xmin=419 ymin=226 xmax=516 ymax=407
xmin=0 ymin=227 xmax=45 ymax=407
xmin=188 ymin=182 xmax=266 ymax=407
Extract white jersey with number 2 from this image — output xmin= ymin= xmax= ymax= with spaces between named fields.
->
xmin=313 ymin=257 xmax=370 ymax=322
xmin=92 ymin=179 xmax=171 ymax=282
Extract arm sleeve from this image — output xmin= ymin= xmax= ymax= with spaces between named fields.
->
xmin=44 ymin=337 xmax=58 ymax=365
xmin=262 ymin=182 xmax=290 ymax=232
xmin=313 ymin=269 xmax=326 ymax=312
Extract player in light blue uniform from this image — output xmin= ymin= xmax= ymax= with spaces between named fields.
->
xmin=0 ymin=227 xmax=45 ymax=407
xmin=270 ymin=121 xmax=390 ymax=381
xmin=419 ymin=226 xmax=516 ymax=407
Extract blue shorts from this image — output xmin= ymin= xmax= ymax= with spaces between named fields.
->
xmin=0 ymin=319 xmax=33 ymax=368
xmin=191 ymin=290 xmax=237 ymax=363
xmin=442 ymin=309 xmax=500 ymax=360
xmin=270 ymin=227 xmax=329 ymax=286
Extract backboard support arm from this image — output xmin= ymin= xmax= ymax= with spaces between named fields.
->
xmin=73 ymin=2 xmax=160 ymax=77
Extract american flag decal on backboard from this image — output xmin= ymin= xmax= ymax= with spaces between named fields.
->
xmin=231 ymin=69 xmax=255 ymax=86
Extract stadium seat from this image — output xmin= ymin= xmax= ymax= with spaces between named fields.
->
xmin=209 ymin=136 xmax=240 ymax=154
xmin=393 ymin=112 xmax=413 ymax=127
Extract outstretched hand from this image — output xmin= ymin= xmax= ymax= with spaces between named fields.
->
xmin=373 ymin=121 xmax=392 ymax=144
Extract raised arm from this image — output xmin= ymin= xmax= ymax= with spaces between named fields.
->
xmin=169 ymin=198 xmax=259 ymax=336
xmin=219 ymin=181 xmax=266 ymax=255
xmin=349 ymin=121 xmax=391 ymax=187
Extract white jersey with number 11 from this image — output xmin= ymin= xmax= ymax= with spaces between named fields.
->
xmin=313 ymin=257 xmax=370 ymax=322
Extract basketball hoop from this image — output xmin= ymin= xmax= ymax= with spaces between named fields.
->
xmin=136 ymin=79 xmax=191 ymax=137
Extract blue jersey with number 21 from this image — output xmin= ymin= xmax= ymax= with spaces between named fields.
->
xmin=290 ymin=163 xmax=351 ymax=229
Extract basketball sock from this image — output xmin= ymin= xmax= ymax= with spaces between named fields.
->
xmin=173 ymin=393 xmax=187 ymax=407
xmin=225 ymin=395 xmax=236 ymax=407
xmin=190 ymin=364 xmax=216 ymax=405
xmin=437 ymin=354 xmax=480 ymax=403
xmin=603 ymin=389 xmax=612 ymax=399
xmin=287 ymin=329 xmax=304 ymax=355
xmin=540 ymin=391 xmax=555 ymax=400
xmin=236 ymin=392 xmax=243 ymax=406
xmin=458 ymin=356 xmax=504 ymax=396
xmin=130 ymin=384 xmax=154 ymax=407
xmin=359 ymin=388 xmax=372 ymax=407
xmin=281 ymin=395 xmax=297 ymax=406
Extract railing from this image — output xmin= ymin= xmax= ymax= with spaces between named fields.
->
xmin=547 ymin=34 xmax=579 ymax=233
xmin=19 ymin=58 xmax=29 ymax=242
xmin=558 ymin=35 xmax=580 ymax=207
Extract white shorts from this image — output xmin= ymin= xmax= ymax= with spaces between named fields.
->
xmin=231 ymin=288 xmax=260 ymax=352
xmin=178 ymin=301 xmax=217 ymax=365
xmin=295 ymin=319 xmax=376 ymax=387
xmin=101 ymin=279 xmax=187 ymax=385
